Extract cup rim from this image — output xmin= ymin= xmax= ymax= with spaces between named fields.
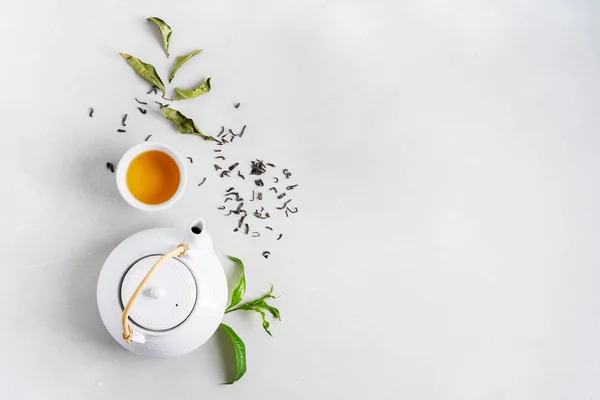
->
xmin=115 ymin=142 xmax=187 ymax=212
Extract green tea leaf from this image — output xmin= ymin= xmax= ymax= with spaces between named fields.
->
xmin=147 ymin=17 xmax=172 ymax=58
xmin=264 ymin=304 xmax=281 ymax=321
xmin=254 ymin=308 xmax=272 ymax=336
xmin=174 ymin=78 xmax=212 ymax=100
xmin=226 ymin=255 xmax=246 ymax=311
xmin=160 ymin=106 xmax=214 ymax=141
xmin=225 ymin=284 xmax=280 ymax=336
xmin=119 ymin=52 xmax=166 ymax=95
xmin=220 ymin=323 xmax=247 ymax=384
xmin=226 ymin=285 xmax=276 ymax=313
xmin=169 ymin=50 xmax=202 ymax=82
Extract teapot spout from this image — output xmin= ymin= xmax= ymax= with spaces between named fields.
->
xmin=188 ymin=217 xmax=213 ymax=250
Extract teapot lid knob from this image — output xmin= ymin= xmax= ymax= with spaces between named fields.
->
xmin=149 ymin=287 xmax=166 ymax=299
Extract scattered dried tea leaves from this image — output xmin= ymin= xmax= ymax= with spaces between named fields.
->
xmin=198 ymin=177 xmax=207 ymax=186
xmin=175 ymin=78 xmax=212 ymax=100
xmin=137 ymin=107 xmax=147 ymax=114
xmin=169 ymin=49 xmax=202 ymax=82
xmin=186 ymin=157 xmax=193 ymax=163
xmin=250 ymin=160 xmax=267 ymax=175
xmin=276 ymin=199 xmax=292 ymax=210
xmin=122 ymin=114 xmax=127 ymax=126
xmin=106 ymin=162 xmax=114 ymax=173
xmin=135 ymin=98 xmax=147 ymax=105
xmin=119 ymin=53 xmax=166 ymax=95
xmin=117 ymin=129 xmax=126 ymax=133
xmin=89 ymin=108 xmax=94 ymax=117
xmin=144 ymin=134 xmax=152 ymax=141
xmin=147 ymin=17 xmax=172 ymax=58
xmin=235 ymin=202 xmax=244 ymax=214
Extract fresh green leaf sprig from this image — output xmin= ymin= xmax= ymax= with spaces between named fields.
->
xmin=220 ymin=255 xmax=281 ymax=384
xmin=226 ymin=285 xmax=280 ymax=336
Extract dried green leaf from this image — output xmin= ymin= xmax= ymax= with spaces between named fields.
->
xmin=175 ymin=78 xmax=212 ymax=100
xmin=226 ymin=255 xmax=246 ymax=311
xmin=169 ymin=50 xmax=202 ymax=82
xmin=160 ymin=106 xmax=214 ymax=140
xmin=220 ymin=323 xmax=247 ymax=384
xmin=147 ymin=17 xmax=172 ymax=58
xmin=119 ymin=52 xmax=166 ymax=95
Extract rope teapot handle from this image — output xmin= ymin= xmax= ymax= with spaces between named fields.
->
xmin=121 ymin=243 xmax=190 ymax=343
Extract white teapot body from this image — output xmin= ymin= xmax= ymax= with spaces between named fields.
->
xmin=97 ymin=218 xmax=227 ymax=358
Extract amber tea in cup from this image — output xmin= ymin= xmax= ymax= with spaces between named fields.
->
xmin=126 ymin=150 xmax=180 ymax=205
xmin=116 ymin=143 xmax=187 ymax=211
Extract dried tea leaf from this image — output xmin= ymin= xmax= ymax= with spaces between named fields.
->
xmin=220 ymin=323 xmax=247 ymax=384
xmin=169 ymin=49 xmax=202 ymax=82
xmin=147 ymin=17 xmax=172 ymax=57
xmin=174 ymin=78 xmax=212 ymax=100
xmin=119 ymin=53 xmax=166 ymax=95
xmin=160 ymin=106 xmax=213 ymax=140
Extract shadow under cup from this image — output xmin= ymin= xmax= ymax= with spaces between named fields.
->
xmin=116 ymin=143 xmax=187 ymax=211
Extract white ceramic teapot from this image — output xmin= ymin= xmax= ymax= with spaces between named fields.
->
xmin=97 ymin=218 xmax=228 ymax=358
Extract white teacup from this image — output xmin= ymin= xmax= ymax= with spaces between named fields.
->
xmin=115 ymin=142 xmax=187 ymax=211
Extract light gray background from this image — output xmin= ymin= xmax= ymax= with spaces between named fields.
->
xmin=0 ymin=0 xmax=599 ymax=399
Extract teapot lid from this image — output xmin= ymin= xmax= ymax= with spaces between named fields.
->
xmin=120 ymin=255 xmax=197 ymax=331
